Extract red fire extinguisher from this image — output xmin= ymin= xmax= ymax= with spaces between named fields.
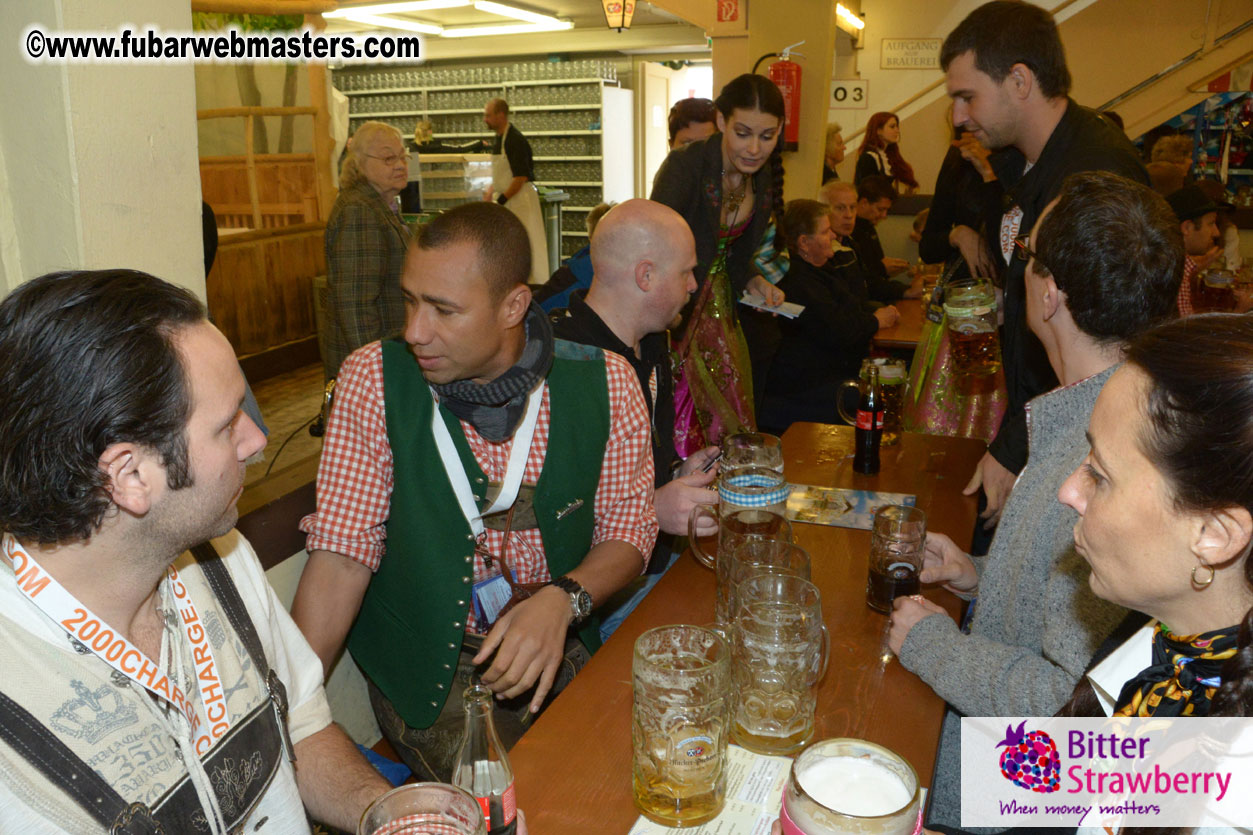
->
xmin=761 ymin=41 xmax=805 ymax=152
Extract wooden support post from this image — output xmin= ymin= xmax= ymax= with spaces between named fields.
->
xmin=245 ymin=114 xmax=263 ymax=229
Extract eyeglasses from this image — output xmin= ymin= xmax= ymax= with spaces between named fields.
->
xmin=367 ymin=152 xmax=412 ymax=167
xmin=1013 ymin=232 xmax=1049 ymax=273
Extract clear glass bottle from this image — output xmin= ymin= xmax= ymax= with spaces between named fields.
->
xmin=452 ymin=684 xmax=517 ymax=835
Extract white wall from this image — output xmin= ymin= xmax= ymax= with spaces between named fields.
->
xmin=0 ymin=0 xmax=204 ymax=300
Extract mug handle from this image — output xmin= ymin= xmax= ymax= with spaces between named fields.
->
xmin=808 ymin=623 xmax=830 ymax=685
xmin=836 ymin=379 xmax=860 ymax=424
xmin=688 ymin=503 xmax=719 ymax=569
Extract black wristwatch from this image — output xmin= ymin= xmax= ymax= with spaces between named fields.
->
xmin=496 ymin=193 xmax=508 ymax=205
xmin=552 ymin=575 xmax=593 ymax=626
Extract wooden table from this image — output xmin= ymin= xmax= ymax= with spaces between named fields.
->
xmin=873 ymin=298 xmax=925 ymax=350
xmin=510 ymin=425 xmax=984 ymax=833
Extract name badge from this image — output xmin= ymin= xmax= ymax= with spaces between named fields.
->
xmin=471 ymin=573 xmax=513 ymax=627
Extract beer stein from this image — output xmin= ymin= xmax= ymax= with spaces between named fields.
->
xmin=837 ymin=358 xmax=907 ymax=445
xmin=358 ymin=783 xmax=487 ymax=835
xmin=866 ymin=505 xmax=927 ymax=613
xmin=720 ymin=539 xmax=810 ymax=626
xmin=731 ymin=574 xmax=829 ymax=755
xmin=944 ymin=278 xmax=1001 ymax=377
xmin=721 ymin=432 xmax=784 ymax=472
xmin=781 ymin=739 xmax=921 ymax=835
xmin=632 ymin=625 xmax=732 ymax=827
xmin=689 ymin=467 xmax=791 ymax=569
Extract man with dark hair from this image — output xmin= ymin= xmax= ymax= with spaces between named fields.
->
xmin=760 ymin=199 xmax=898 ymax=433
xmin=484 ymin=96 xmax=548 ymax=283
xmin=940 ymin=0 xmax=1147 ymax=527
xmin=1166 ymin=184 xmax=1222 ymax=316
xmin=667 ymin=97 xmax=717 ymax=149
xmin=850 ymin=174 xmax=922 ymax=295
xmin=293 ymin=202 xmax=657 ymax=782
xmin=550 ymin=199 xmax=717 ymax=637
xmin=0 ymin=270 xmax=390 ymax=832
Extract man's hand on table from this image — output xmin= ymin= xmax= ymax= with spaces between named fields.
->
xmin=962 ymin=450 xmax=1015 ymax=528
xmin=921 ymin=531 xmax=978 ymax=595
xmin=874 ymin=305 xmax=900 ymax=330
xmin=656 ymin=446 xmax=720 ymax=536
xmin=883 ymin=256 xmax=911 ymax=277
xmin=474 ymin=586 xmax=572 ymax=713
xmin=888 ymin=595 xmax=950 ymax=655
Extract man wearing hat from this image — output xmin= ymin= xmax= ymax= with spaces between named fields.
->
xmin=1166 ymin=184 xmax=1223 ymax=316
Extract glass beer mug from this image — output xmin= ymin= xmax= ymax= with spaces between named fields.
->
xmin=632 ymin=625 xmax=732 ymax=827
xmin=689 ymin=467 xmax=791 ymax=570
xmin=731 ymin=573 xmax=829 ymax=755
xmin=780 ymin=739 xmax=921 ymax=835
xmin=838 ymin=358 xmax=907 ymax=445
xmin=944 ymin=278 xmax=1001 ymax=377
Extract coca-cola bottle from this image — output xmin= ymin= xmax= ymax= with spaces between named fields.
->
xmin=853 ymin=364 xmax=883 ymax=475
xmin=452 ymin=684 xmax=517 ymax=835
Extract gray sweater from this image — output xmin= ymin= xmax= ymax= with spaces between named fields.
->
xmin=899 ymin=366 xmax=1127 ymax=828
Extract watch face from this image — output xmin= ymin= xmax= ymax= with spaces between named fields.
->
xmin=574 ymin=590 xmax=593 ymax=618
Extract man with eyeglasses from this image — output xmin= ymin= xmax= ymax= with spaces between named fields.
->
xmin=324 ymin=121 xmax=413 ymax=379
xmin=484 ymin=98 xmax=549 ymax=284
xmin=940 ymin=1 xmax=1147 ymax=529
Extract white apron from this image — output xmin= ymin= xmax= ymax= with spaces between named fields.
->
xmin=492 ymin=148 xmax=550 ymax=284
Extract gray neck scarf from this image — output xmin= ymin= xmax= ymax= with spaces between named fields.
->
xmin=431 ymin=302 xmax=554 ymax=442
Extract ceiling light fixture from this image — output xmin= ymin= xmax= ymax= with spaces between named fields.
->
xmin=323 ymin=0 xmax=468 ymax=18
xmin=835 ymin=4 xmax=865 ymax=31
xmin=600 ymin=0 xmax=636 ymax=31
xmin=441 ymin=19 xmax=573 ymax=37
xmin=331 ymin=11 xmax=445 ymax=34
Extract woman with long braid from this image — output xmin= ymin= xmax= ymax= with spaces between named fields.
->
xmin=651 ymin=73 xmax=787 ymax=455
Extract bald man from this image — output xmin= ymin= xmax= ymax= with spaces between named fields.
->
xmin=550 ymin=199 xmax=720 ymax=638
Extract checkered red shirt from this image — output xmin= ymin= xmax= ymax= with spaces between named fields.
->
xmin=1177 ymin=256 xmax=1198 ymax=317
xmin=299 ymin=341 xmax=658 ymax=632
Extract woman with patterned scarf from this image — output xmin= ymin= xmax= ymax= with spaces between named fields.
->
xmin=1056 ymin=313 xmax=1253 ymax=723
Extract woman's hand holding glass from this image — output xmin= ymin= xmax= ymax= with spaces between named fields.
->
xmin=920 ymin=531 xmax=979 ymax=594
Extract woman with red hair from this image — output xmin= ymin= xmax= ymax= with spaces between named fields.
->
xmin=854 ymin=111 xmax=919 ymax=194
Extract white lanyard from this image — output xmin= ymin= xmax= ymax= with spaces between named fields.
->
xmin=430 ymin=382 xmax=545 ymax=537
xmin=3 ymin=534 xmax=234 ymax=757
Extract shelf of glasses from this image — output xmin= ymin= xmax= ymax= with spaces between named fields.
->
xmin=512 ymin=104 xmax=600 ymax=111
xmin=534 ymin=156 xmax=601 ymax=161
xmin=350 ymin=110 xmax=424 ymax=119
xmin=526 ymin=130 xmax=602 ymax=136
xmin=338 ymin=79 xmax=616 ymax=96
xmin=541 ymin=181 xmax=601 ymax=187
xmin=431 ymin=132 xmax=495 ymax=139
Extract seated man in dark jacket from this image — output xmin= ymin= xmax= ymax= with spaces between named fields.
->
xmin=760 ymin=199 xmax=899 ymax=434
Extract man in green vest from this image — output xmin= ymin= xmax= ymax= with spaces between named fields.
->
xmin=293 ymin=201 xmax=658 ymax=781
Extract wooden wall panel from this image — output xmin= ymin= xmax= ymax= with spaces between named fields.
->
xmin=200 ymin=156 xmax=320 ymax=228
xmin=208 ymin=226 xmax=324 ymax=358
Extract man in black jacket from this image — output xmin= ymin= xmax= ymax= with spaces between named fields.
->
xmin=850 ymin=175 xmax=921 ymax=298
xmin=549 ymin=199 xmax=719 ymax=637
xmin=941 ymin=0 xmax=1148 ymax=526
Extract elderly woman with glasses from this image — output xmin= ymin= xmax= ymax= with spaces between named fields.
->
xmin=884 ymin=172 xmax=1183 ymax=828
xmin=323 ymin=120 xmax=412 ymax=378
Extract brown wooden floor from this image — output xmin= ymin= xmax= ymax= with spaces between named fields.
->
xmin=245 ymin=362 xmax=325 ymax=489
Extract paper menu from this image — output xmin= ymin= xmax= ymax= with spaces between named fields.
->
xmin=627 ymin=745 xmax=792 ymax=835
xmin=786 ymin=485 xmax=917 ymax=530
xmin=738 ymin=292 xmax=805 ymax=319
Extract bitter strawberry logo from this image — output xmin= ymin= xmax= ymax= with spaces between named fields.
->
xmin=996 ymin=721 xmax=1061 ymax=793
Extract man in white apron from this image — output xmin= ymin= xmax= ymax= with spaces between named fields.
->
xmin=485 ymin=98 xmax=550 ymax=284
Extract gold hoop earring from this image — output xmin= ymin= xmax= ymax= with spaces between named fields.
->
xmin=1192 ymin=562 xmax=1216 ymax=588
